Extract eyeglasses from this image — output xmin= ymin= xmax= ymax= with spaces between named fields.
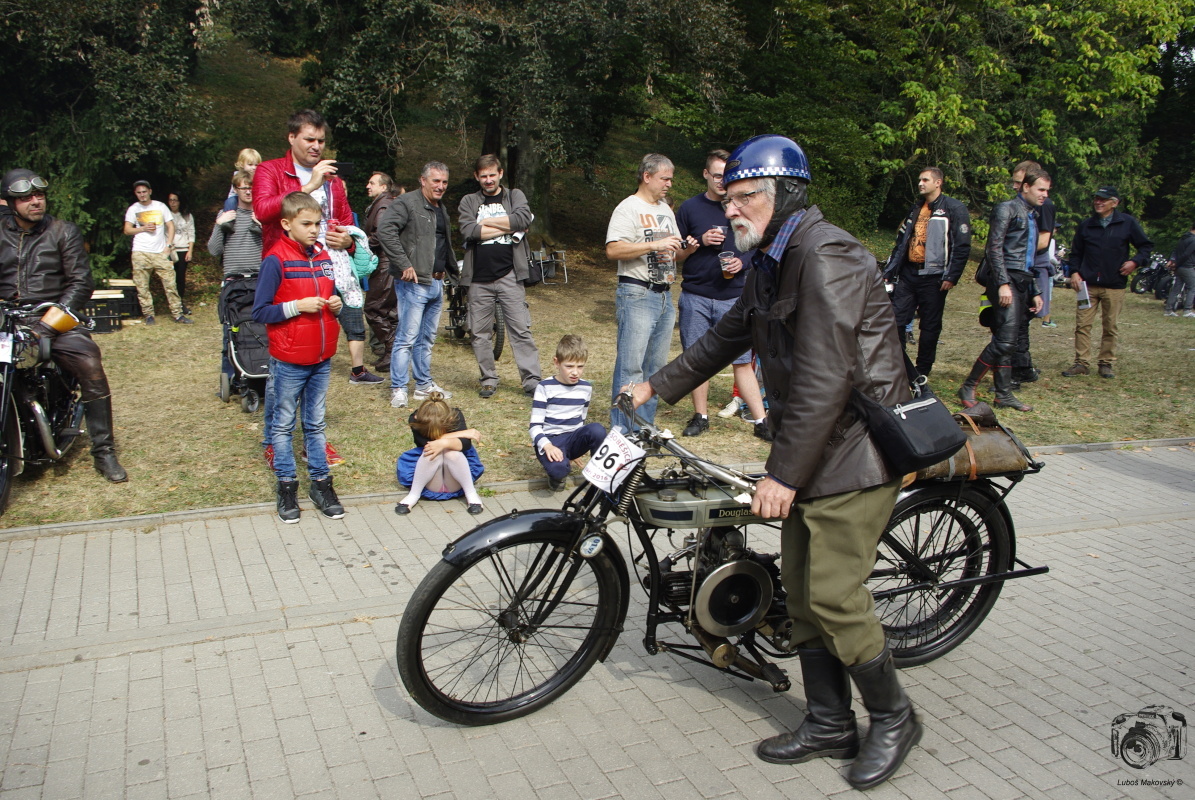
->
xmin=7 ymin=176 xmax=48 ymax=195
xmin=720 ymin=189 xmax=762 ymax=210
xmin=235 ymin=186 xmax=253 ymax=192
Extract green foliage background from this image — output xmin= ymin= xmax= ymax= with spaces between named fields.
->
xmin=3 ymin=0 xmax=1195 ymax=268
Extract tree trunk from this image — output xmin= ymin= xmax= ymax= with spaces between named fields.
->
xmin=509 ymin=128 xmax=553 ymax=243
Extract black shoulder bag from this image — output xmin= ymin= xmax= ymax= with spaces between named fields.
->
xmin=851 ymin=353 xmax=968 ymax=474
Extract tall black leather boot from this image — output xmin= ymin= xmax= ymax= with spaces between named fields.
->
xmin=956 ymin=359 xmax=988 ymax=408
xmin=846 ymin=647 xmax=922 ymax=790
xmin=756 ymin=648 xmax=860 ymax=764
xmin=992 ymin=364 xmax=1033 ymax=412
xmin=84 ymin=397 xmax=128 ymax=483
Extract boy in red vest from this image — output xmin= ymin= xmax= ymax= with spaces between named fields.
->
xmin=252 ymin=192 xmax=345 ymax=522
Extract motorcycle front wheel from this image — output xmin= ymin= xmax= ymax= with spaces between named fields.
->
xmin=0 ymin=395 xmax=17 ymax=514
xmin=1130 ymin=271 xmax=1152 ymax=295
xmin=868 ymin=484 xmax=1012 ymax=667
xmin=397 ymin=537 xmax=622 ymax=726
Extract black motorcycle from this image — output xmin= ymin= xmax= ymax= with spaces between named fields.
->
xmin=396 ymin=395 xmax=1048 ymax=726
xmin=1130 ymin=253 xmax=1172 ymax=299
xmin=0 ymin=301 xmax=86 ymax=513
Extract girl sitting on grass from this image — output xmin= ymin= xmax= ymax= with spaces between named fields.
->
xmin=395 ymin=392 xmax=485 ymax=516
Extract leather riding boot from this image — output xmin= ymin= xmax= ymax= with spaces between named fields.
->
xmin=956 ymin=359 xmax=988 ymax=408
xmin=992 ymin=366 xmax=1033 ymax=412
xmin=756 ymin=648 xmax=860 ymax=764
xmin=846 ymin=647 xmax=922 ymax=790
xmin=84 ymin=397 xmax=128 ymax=483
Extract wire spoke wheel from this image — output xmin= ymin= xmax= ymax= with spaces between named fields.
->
xmin=397 ymin=536 xmax=621 ymax=725
xmin=868 ymin=485 xmax=1011 ymax=667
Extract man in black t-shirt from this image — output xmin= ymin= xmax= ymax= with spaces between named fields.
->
xmin=457 ymin=155 xmax=541 ymax=397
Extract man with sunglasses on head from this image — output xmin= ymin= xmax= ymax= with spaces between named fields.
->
xmin=0 ymin=169 xmax=128 ymax=482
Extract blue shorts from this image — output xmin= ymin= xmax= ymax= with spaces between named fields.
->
xmin=678 ymin=292 xmax=751 ymax=365
xmin=339 ymin=306 xmax=365 ymax=342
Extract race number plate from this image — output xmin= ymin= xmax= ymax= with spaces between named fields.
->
xmin=0 ymin=333 xmax=12 ymax=364
xmin=582 ymin=429 xmax=647 ymax=494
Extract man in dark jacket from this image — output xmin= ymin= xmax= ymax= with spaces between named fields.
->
xmin=1164 ymin=224 xmax=1195 ymax=316
xmin=630 ymin=135 xmax=919 ymax=791
xmin=884 ymin=167 xmax=971 ymax=376
xmin=363 ymin=172 xmax=400 ymax=370
xmin=377 ymin=161 xmax=457 ymax=408
xmin=957 ymin=168 xmax=1048 ymax=411
xmin=1061 ymin=186 xmax=1152 ymax=379
xmin=0 ymin=169 xmax=127 ymax=482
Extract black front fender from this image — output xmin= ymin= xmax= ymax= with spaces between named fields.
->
xmin=439 ymin=507 xmax=631 ymax=663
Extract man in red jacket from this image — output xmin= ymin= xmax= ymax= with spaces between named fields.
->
xmin=253 ymin=109 xmax=355 ymax=256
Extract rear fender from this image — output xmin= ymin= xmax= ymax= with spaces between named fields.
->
xmin=440 ymin=508 xmax=631 ymax=662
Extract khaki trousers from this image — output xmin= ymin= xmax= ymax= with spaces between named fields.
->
xmin=781 ymin=477 xmax=902 ymax=667
xmin=131 ymin=250 xmax=184 ymax=318
xmin=1073 ymin=285 xmax=1124 ymax=366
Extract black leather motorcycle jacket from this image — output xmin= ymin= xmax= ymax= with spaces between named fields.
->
xmin=985 ymin=196 xmax=1036 ymax=289
xmin=884 ymin=193 xmax=972 ymax=284
xmin=0 ymin=213 xmax=94 ymax=313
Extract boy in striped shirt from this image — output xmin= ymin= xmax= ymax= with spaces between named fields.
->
xmin=530 ymin=335 xmax=607 ymax=491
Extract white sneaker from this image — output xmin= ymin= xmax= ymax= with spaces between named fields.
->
xmin=1164 ymin=310 xmax=1179 ymax=317
xmin=413 ymin=383 xmax=452 ymax=401
xmin=1186 ymin=311 xmax=1195 ymax=318
xmin=390 ymin=387 xmax=408 ymax=408
xmin=717 ymin=396 xmax=745 ymax=419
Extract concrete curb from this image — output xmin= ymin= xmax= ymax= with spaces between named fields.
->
xmin=1 ymin=437 xmax=1191 ymax=541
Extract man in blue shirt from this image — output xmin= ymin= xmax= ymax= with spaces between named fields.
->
xmin=674 ymin=149 xmax=770 ymax=441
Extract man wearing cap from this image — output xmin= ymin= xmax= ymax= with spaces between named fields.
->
xmin=0 ymin=169 xmax=128 ymax=482
xmin=1061 ymin=186 xmax=1152 ymax=379
xmin=630 ymin=136 xmax=920 ymax=790
xmin=123 ymin=180 xmax=190 ymax=325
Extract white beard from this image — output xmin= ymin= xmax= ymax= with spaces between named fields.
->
xmin=733 ymin=221 xmax=763 ymax=252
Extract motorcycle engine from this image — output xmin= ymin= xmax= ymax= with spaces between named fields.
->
xmin=655 ymin=527 xmax=784 ymax=638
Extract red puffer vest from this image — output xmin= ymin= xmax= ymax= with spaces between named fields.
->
xmin=261 ymin=236 xmax=340 ymax=365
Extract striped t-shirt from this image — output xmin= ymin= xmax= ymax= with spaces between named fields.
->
xmin=530 ymin=377 xmax=593 ymax=453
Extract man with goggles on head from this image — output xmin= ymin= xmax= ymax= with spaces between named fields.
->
xmin=0 ymin=168 xmax=128 ymax=482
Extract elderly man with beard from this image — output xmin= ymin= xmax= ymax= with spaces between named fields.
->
xmin=629 ymin=135 xmax=920 ymax=790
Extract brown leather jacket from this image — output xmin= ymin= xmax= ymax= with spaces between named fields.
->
xmin=650 ymin=206 xmax=910 ymax=500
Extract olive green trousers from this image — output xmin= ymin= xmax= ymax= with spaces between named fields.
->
xmin=781 ymin=477 xmax=902 ymax=667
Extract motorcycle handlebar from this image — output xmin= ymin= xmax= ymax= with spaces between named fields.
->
xmin=615 ymin=391 xmax=758 ymax=495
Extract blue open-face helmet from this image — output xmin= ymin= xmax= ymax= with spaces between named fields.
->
xmin=722 ymin=135 xmax=811 ymax=186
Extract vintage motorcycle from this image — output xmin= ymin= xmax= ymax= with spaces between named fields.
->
xmin=396 ymin=396 xmax=1048 ymax=726
xmin=1130 ymin=253 xmax=1173 ymax=299
xmin=0 ymin=301 xmax=86 ymax=513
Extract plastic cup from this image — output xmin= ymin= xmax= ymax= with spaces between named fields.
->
xmin=718 ymin=251 xmax=735 ymax=279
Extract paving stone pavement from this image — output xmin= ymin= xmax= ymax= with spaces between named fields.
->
xmin=0 ymin=444 xmax=1192 ymax=799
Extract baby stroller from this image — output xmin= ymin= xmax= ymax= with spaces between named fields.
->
xmin=217 ymin=273 xmax=270 ymax=413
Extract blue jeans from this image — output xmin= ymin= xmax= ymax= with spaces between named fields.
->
xmin=270 ymin=358 xmax=331 ymax=481
xmin=611 ymin=283 xmax=675 ymax=432
xmin=536 ymin=423 xmax=607 ymax=481
xmin=390 ymin=279 xmax=444 ymax=390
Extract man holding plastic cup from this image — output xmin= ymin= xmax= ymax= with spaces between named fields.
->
xmin=674 ymin=149 xmax=770 ymax=440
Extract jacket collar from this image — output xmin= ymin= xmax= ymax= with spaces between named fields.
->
xmin=274 ymin=234 xmax=326 ymax=262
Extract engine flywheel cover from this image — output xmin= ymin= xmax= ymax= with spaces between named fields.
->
xmin=694 ymin=559 xmax=774 ymax=637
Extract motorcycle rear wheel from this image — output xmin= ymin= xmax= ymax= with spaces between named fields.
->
xmin=868 ymin=484 xmax=1011 ymax=667
xmin=397 ymin=536 xmax=621 ymax=725
xmin=1130 ymin=271 xmax=1152 ymax=295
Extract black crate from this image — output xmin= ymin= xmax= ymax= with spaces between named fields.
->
xmin=81 ymin=298 xmax=124 ymax=333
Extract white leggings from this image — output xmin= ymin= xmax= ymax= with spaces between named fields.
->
xmin=400 ymin=449 xmax=481 ymax=507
